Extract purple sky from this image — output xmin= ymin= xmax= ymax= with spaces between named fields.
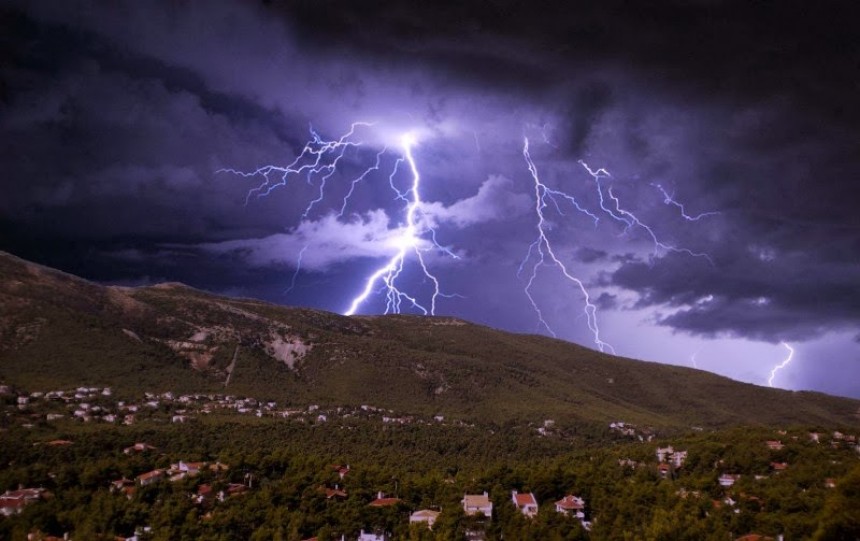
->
xmin=2 ymin=1 xmax=859 ymax=398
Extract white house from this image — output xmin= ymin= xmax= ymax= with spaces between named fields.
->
xmin=462 ymin=492 xmax=493 ymax=518
xmin=409 ymin=509 xmax=441 ymax=529
xmin=358 ymin=530 xmax=388 ymax=541
xmin=718 ymin=474 xmax=740 ymax=487
xmin=554 ymin=495 xmax=585 ymax=518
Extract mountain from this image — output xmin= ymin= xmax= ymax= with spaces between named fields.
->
xmin=1 ymin=250 xmax=858 ymax=429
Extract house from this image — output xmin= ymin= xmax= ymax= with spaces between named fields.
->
xmin=0 ymin=488 xmax=44 ymax=516
xmin=770 ymin=462 xmax=788 ymax=472
xmin=323 ymin=486 xmax=348 ymax=499
xmin=369 ymin=491 xmax=401 ymax=507
xmin=358 ymin=530 xmax=388 ymax=541
xmin=656 ymin=446 xmax=674 ymax=462
xmin=462 ymin=492 xmax=493 ymax=518
xmin=554 ymin=495 xmax=585 ymax=518
xmin=618 ymin=458 xmax=639 ymax=469
xmin=409 ymin=509 xmax=441 ymax=528
xmin=333 ymin=464 xmax=350 ymax=479
xmin=671 ymin=450 xmax=688 ymax=468
xmin=765 ymin=440 xmax=784 ymax=451
xmin=123 ymin=442 xmax=156 ymax=454
xmin=225 ymin=483 xmax=248 ymax=498
xmin=511 ymin=491 xmax=538 ymax=518
xmin=43 ymin=440 xmax=73 ymax=447
xmin=657 ymin=463 xmax=671 ymax=478
xmin=718 ymin=474 xmax=740 ymax=487
xmin=174 ymin=461 xmax=205 ymax=476
xmin=136 ymin=469 xmax=164 ymax=486
xmin=196 ymin=484 xmax=214 ymax=504
xmin=110 ymin=478 xmax=134 ymax=493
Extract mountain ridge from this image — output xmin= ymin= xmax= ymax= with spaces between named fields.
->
xmin=1 ymin=250 xmax=858 ymax=430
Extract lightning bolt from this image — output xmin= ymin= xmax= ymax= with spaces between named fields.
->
xmin=220 ymin=124 xmax=455 ymax=317
xmin=217 ymin=122 xmax=372 ymax=207
xmin=345 ymin=133 xmax=455 ymax=316
xmin=579 ymin=164 xmax=713 ymax=263
xmin=767 ymin=342 xmax=794 ymax=387
xmin=520 ymin=137 xmax=613 ymax=353
xmin=652 ymin=183 xmax=720 ymax=222
xmin=223 ymin=123 xmax=716 ymax=354
xmin=284 ymin=244 xmax=308 ymax=295
xmin=519 ymin=137 xmax=716 ymax=353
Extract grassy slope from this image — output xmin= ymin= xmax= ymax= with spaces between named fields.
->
xmin=1 ymin=251 xmax=858 ymax=429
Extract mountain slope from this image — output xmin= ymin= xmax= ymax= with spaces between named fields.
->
xmin=1 ymin=251 xmax=858 ymax=429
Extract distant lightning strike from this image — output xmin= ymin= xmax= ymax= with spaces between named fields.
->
xmin=220 ymin=124 xmax=454 ymax=317
xmin=520 ymin=137 xmax=613 ymax=353
xmin=768 ymin=342 xmax=795 ymax=387
xmin=519 ymin=137 xmax=716 ymax=352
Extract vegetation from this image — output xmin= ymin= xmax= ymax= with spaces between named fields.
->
xmin=2 ymin=252 xmax=860 ymax=539
xmin=2 ymin=251 xmax=859 ymax=431
xmin=1 ymin=399 xmax=859 ymax=540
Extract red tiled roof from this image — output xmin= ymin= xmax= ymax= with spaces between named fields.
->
xmin=324 ymin=487 xmax=347 ymax=499
xmin=555 ymin=495 xmax=584 ymax=510
xmin=370 ymin=497 xmax=401 ymax=507
xmin=137 ymin=469 xmax=163 ymax=481
xmin=0 ymin=498 xmax=28 ymax=510
xmin=513 ymin=492 xmax=537 ymax=507
xmin=45 ymin=440 xmax=73 ymax=446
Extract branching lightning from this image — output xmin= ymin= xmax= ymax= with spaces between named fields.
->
xmin=520 ymin=137 xmax=613 ymax=353
xmin=519 ymin=137 xmax=716 ymax=352
xmin=220 ymin=125 xmax=456 ymax=317
xmin=652 ymin=183 xmax=720 ymax=222
xmin=344 ymin=133 xmax=456 ymax=316
xmin=223 ymin=122 xmax=717 ymax=356
xmin=767 ymin=342 xmax=794 ymax=387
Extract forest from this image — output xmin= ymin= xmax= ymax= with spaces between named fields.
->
xmin=1 ymin=386 xmax=859 ymax=540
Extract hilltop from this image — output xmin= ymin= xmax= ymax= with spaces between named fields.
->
xmin=1 ymin=251 xmax=858 ymax=430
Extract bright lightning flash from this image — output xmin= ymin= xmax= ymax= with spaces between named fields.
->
xmin=345 ymin=133 xmax=452 ymax=316
xmin=220 ymin=125 xmax=455 ymax=317
xmin=767 ymin=342 xmax=794 ymax=387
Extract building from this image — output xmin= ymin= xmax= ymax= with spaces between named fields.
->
xmin=511 ymin=491 xmax=538 ymax=518
xmin=358 ymin=530 xmax=388 ymax=541
xmin=409 ymin=509 xmax=441 ymax=528
xmin=462 ymin=492 xmax=493 ymax=518
xmin=554 ymin=495 xmax=585 ymax=518
xmin=718 ymin=474 xmax=740 ymax=487
xmin=0 ymin=488 xmax=43 ymax=517
xmin=765 ymin=440 xmax=784 ymax=451
xmin=136 ymin=469 xmax=164 ymax=486
xmin=369 ymin=491 xmax=401 ymax=507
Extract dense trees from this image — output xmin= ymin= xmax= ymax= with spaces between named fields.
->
xmin=1 ymin=419 xmax=858 ymax=540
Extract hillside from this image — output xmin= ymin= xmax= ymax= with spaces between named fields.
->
xmin=1 ymin=250 xmax=858 ymax=430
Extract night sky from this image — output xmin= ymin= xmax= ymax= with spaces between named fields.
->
xmin=2 ymin=1 xmax=859 ymax=397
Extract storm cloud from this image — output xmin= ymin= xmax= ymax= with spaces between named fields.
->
xmin=2 ymin=0 xmax=859 ymax=397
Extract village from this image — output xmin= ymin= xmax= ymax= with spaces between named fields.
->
xmin=2 ymin=384 xmax=859 ymax=540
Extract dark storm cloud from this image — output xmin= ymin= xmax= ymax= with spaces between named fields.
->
xmin=2 ymin=0 xmax=859 ymax=394
xmin=574 ymin=247 xmax=608 ymax=264
xmin=610 ymin=247 xmax=860 ymax=342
